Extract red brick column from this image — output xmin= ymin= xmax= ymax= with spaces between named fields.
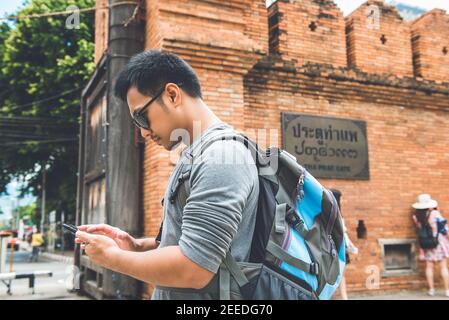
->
xmin=268 ymin=0 xmax=347 ymax=67
xmin=94 ymin=0 xmax=108 ymax=64
xmin=346 ymin=0 xmax=413 ymax=77
xmin=411 ymin=9 xmax=449 ymax=82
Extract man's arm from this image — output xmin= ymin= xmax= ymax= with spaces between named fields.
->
xmin=76 ymin=230 xmax=214 ymax=289
xmin=110 ymin=245 xmax=214 ymax=289
xmin=134 ymin=237 xmax=159 ymax=252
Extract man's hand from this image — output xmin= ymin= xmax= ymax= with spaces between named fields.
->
xmin=75 ymin=231 xmax=121 ymax=269
xmin=77 ymin=224 xmax=138 ymax=251
xmin=75 ymin=232 xmax=214 ymax=289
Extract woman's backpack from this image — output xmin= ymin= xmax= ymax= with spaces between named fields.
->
xmin=437 ymin=218 xmax=448 ymax=236
xmin=417 ymin=215 xmax=439 ymax=250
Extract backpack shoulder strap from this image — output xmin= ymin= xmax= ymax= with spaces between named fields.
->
xmin=169 ymin=131 xmax=263 ymax=299
xmin=176 ymin=166 xmax=191 ymax=209
xmin=193 ymin=132 xmax=250 ymax=159
xmin=174 ymin=131 xmax=259 ymax=209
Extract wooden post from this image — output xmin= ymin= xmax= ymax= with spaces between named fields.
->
xmin=102 ymin=0 xmax=144 ymax=299
xmin=76 ymin=0 xmax=144 ymax=300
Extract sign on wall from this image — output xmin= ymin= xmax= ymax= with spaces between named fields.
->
xmin=282 ymin=112 xmax=370 ymax=180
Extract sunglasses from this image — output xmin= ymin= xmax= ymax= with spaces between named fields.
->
xmin=131 ymin=82 xmax=184 ymax=130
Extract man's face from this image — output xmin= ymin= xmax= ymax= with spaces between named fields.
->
xmin=126 ymin=85 xmax=184 ymax=150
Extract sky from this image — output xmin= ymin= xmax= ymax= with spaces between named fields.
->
xmin=0 ymin=0 xmax=26 ymax=18
xmin=334 ymin=0 xmax=449 ymax=15
xmin=0 ymin=179 xmax=36 ymax=221
xmin=264 ymin=0 xmax=449 ymax=14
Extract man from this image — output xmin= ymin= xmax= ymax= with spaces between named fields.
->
xmin=75 ymin=50 xmax=259 ymax=299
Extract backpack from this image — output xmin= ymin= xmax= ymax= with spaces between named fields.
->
xmin=165 ymin=131 xmax=346 ymax=300
xmin=417 ymin=215 xmax=439 ymax=250
xmin=437 ymin=217 xmax=448 ymax=236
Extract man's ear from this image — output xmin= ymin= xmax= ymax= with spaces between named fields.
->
xmin=167 ymin=84 xmax=182 ymax=107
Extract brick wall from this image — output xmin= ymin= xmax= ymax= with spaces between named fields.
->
xmin=92 ymin=0 xmax=449 ymax=298
xmin=244 ymin=60 xmax=449 ymax=295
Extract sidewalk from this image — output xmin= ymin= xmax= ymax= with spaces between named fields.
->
xmin=14 ymin=242 xmax=449 ymax=300
xmin=21 ymin=241 xmax=75 ymax=264
xmin=348 ymin=290 xmax=449 ymax=300
xmin=2 ymin=250 xmax=90 ymax=300
xmin=40 ymin=250 xmax=75 ymax=265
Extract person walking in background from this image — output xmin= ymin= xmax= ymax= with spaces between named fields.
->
xmin=412 ymin=194 xmax=449 ymax=297
xmin=330 ymin=189 xmax=358 ymax=300
xmin=28 ymin=226 xmax=44 ymax=263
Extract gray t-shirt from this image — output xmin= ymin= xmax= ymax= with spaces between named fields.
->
xmin=151 ymin=123 xmax=259 ymax=300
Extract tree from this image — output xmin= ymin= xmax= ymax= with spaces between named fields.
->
xmin=16 ymin=203 xmax=37 ymax=225
xmin=0 ymin=0 xmax=96 ymax=223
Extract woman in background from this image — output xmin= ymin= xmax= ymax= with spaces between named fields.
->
xmin=412 ymin=194 xmax=449 ymax=297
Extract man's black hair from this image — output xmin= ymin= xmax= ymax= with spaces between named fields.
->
xmin=114 ymin=49 xmax=203 ymax=103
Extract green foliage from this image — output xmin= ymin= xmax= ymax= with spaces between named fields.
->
xmin=15 ymin=202 xmax=37 ymax=225
xmin=0 ymin=0 xmax=96 ymax=220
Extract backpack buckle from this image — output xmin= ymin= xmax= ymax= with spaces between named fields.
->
xmin=286 ymin=211 xmax=303 ymax=228
xmin=310 ymin=263 xmax=319 ymax=276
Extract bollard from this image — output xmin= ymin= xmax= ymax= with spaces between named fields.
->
xmin=0 ymin=270 xmax=53 ymax=295
xmin=0 ymin=232 xmax=12 ymax=273
xmin=9 ymin=238 xmax=14 ymax=272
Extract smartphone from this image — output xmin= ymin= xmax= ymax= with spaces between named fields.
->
xmin=62 ymin=223 xmax=78 ymax=236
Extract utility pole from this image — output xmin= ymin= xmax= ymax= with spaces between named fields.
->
xmin=40 ymin=164 xmax=46 ymax=234
xmin=14 ymin=198 xmax=19 ymax=231
xmin=61 ymin=210 xmax=65 ymax=251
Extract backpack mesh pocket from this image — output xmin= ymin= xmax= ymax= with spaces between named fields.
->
xmin=251 ymin=264 xmax=316 ymax=300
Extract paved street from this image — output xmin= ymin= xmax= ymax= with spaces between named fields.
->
xmin=0 ymin=249 xmax=90 ymax=300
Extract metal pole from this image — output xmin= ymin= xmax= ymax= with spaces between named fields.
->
xmin=15 ymin=200 xmax=19 ymax=230
xmin=40 ymin=165 xmax=46 ymax=234
xmin=61 ymin=210 xmax=65 ymax=251
xmin=9 ymin=236 xmax=14 ymax=272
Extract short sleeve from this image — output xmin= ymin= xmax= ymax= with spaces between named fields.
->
xmin=178 ymin=140 xmax=257 ymax=273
